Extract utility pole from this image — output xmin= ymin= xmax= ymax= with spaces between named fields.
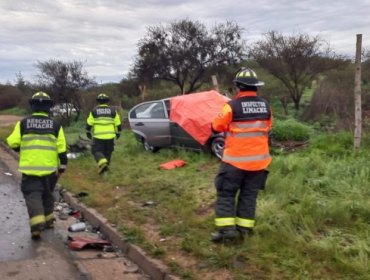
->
xmin=354 ymin=34 xmax=362 ymax=149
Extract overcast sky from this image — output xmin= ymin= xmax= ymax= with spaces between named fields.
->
xmin=1 ymin=0 xmax=369 ymax=85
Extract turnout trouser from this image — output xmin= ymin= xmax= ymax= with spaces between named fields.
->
xmin=214 ymin=162 xmax=268 ymax=230
xmin=21 ymin=173 xmax=58 ymax=233
xmin=91 ymin=138 xmax=115 ymax=167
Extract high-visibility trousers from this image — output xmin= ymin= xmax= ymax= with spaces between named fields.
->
xmin=214 ymin=162 xmax=268 ymax=230
xmin=21 ymin=173 xmax=57 ymax=233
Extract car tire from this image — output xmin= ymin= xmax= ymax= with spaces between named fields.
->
xmin=143 ymin=139 xmax=159 ymax=153
xmin=211 ymin=137 xmax=224 ymax=159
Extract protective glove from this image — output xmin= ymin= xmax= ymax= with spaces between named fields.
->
xmin=116 ymin=133 xmax=120 ymax=140
xmin=58 ymin=168 xmax=65 ymax=174
xmin=86 ymin=132 xmax=92 ymax=139
xmin=211 ymin=124 xmax=219 ymax=134
xmin=57 ymin=168 xmax=65 ymax=178
xmin=268 ymin=131 xmax=272 ymax=146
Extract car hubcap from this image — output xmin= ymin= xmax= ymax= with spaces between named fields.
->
xmin=212 ymin=142 xmax=224 ymax=158
xmin=144 ymin=141 xmax=154 ymax=151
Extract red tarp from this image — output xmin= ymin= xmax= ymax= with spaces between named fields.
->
xmin=160 ymin=159 xmax=186 ymax=170
xmin=169 ymin=90 xmax=230 ymax=145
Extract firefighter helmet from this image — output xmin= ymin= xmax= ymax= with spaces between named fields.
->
xmin=234 ymin=67 xmax=264 ymax=88
xmin=96 ymin=93 xmax=110 ymax=103
xmin=29 ymin=91 xmax=53 ymax=112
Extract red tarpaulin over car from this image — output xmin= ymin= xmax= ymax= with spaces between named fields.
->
xmin=170 ymin=90 xmax=230 ymax=145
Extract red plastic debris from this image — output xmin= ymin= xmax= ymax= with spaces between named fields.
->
xmin=68 ymin=235 xmax=111 ymax=250
xmin=160 ymin=159 xmax=186 ymax=170
xmin=69 ymin=210 xmax=81 ymax=219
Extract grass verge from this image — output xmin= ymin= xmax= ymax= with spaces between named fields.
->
xmin=1 ymin=120 xmax=368 ymax=279
xmin=59 ymin=129 xmax=370 ymax=280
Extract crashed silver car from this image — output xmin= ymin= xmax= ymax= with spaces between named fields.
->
xmin=128 ymin=90 xmax=229 ymax=158
xmin=51 ymin=103 xmax=77 ymax=117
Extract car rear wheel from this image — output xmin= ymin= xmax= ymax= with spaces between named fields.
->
xmin=143 ymin=139 xmax=159 ymax=153
xmin=211 ymin=137 xmax=224 ymax=159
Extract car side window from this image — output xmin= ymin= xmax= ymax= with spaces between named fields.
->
xmin=130 ymin=102 xmax=166 ymax=119
xmin=150 ymin=103 xmax=166 ymax=118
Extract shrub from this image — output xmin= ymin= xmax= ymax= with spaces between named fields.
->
xmin=272 ymin=118 xmax=313 ymax=141
xmin=0 ymin=86 xmax=23 ymax=110
xmin=307 ymin=131 xmax=353 ymax=156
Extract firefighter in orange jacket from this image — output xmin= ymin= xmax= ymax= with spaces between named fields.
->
xmin=211 ymin=68 xmax=272 ymax=243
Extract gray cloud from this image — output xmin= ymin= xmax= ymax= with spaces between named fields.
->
xmin=0 ymin=0 xmax=369 ymax=84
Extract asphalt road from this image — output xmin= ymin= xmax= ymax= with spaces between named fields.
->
xmin=0 ymin=152 xmax=83 ymax=280
xmin=0 ymin=159 xmax=36 ymax=261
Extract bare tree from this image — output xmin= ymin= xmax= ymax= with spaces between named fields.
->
xmin=35 ymin=59 xmax=96 ymax=124
xmin=362 ymin=49 xmax=370 ymax=93
xmin=250 ymin=31 xmax=345 ymax=110
xmin=302 ymin=64 xmax=354 ymax=130
xmin=132 ymin=19 xmax=245 ymax=94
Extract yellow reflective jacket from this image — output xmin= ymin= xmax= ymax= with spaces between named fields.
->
xmin=6 ymin=112 xmax=67 ymax=176
xmin=86 ymin=104 xmax=122 ymax=140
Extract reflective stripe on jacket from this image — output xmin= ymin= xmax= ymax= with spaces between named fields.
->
xmin=87 ymin=104 xmax=121 ymax=140
xmin=212 ymin=91 xmax=272 ymax=171
xmin=6 ymin=112 xmax=67 ymax=176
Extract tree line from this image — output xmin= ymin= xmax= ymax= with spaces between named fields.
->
xmin=1 ymin=19 xmax=369 ymax=129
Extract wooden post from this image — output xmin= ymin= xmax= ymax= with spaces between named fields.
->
xmin=211 ymin=75 xmax=220 ymax=92
xmin=138 ymin=84 xmax=146 ymax=101
xmin=354 ymin=34 xmax=362 ymax=149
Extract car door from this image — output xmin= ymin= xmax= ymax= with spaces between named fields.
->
xmin=167 ymin=96 xmax=203 ymax=150
xmin=170 ymin=122 xmax=203 ymax=150
xmin=128 ymin=101 xmax=171 ymax=147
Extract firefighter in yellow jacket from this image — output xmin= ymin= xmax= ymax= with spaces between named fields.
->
xmin=86 ymin=93 xmax=122 ymax=174
xmin=211 ymin=68 xmax=272 ymax=243
xmin=7 ymin=92 xmax=68 ymax=240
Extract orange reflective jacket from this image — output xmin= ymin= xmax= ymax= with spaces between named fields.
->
xmin=212 ymin=91 xmax=272 ymax=171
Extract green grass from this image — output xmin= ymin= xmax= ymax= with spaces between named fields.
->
xmin=1 ymin=121 xmax=368 ymax=279
xmin=57 ymin=129 xmax=370 ymax=280
xmin=272 ymin=118 xmax=313 ymax=141
xmin=0 ymin=107 xmax=28 ymax=116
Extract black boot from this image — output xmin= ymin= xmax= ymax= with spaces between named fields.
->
xmin=210 ymin=228 xmax=236 ymax=243
xmin=237 ymin=227 xmax=254 ymax=240
xmin=31 ymin=230 xmax=41 ymax=241
xmin=98 ymin=162 xmax=108 ymax=174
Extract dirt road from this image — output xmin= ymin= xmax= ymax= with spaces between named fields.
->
xmin=0 ymin=115 xmax=23 ymax=127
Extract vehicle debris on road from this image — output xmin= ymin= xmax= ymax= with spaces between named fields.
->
xmin=67 ymin=235 xmax=111 ymax=250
